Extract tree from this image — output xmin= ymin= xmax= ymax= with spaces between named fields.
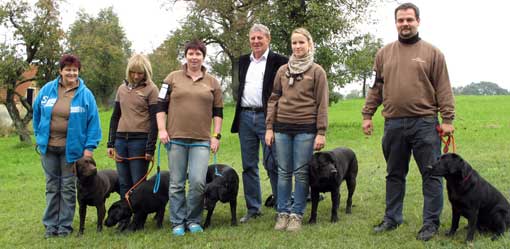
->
xmin=67 ymin=7 xmax=131 ymax=106
xmin=453 ymin=81 xmax=509 ymax=95
xmin=0 ymin=0 xmax=64 ymax=143
xmin=149 ymin=35 xmax=181 ymax=85
xmin=344 ymin=33 xmax=383 ymax=98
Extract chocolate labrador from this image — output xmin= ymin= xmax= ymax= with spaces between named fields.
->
xmin=75 ymin=157 xmax=119 ymax=235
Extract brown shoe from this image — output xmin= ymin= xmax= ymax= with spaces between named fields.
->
xmin=286 ymin=213 xmax=303 ymax=232
xmin=274 ymin=213 xmax=289 ymax=231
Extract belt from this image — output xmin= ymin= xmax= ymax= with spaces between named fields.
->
xmin=241 ymin=106 xmax=264 ymax=113
xmin=116 ymin=132 xmax=148 ymax=140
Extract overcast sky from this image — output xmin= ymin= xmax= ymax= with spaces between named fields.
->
xmin=16 ymin=0 xmax=510 ymax=91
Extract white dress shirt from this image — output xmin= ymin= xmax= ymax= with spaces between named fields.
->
xmin=241 ymin=49 xmax=269 ymax=108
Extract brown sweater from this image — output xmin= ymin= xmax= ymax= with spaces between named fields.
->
xmin=162 ymin=68 xmax=223 ymax=140
xmin=362 ymin=39 xmax=455 ymax=123
xmin=48 ymin=84 xmax=77 ymax=146
xmin=266 ymin=63 xmax=329 ymax=135
xmin=115 ymin=81 xmax=159 ymax=132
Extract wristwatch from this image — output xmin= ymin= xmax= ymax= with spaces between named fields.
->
xmin=212 ymin=133 xmax=221 ymax=140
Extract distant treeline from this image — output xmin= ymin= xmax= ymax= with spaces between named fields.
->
xmin=453 ymin=81 xmax=509 ymax=95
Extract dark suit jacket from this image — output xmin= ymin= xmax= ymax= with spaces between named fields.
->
xmin=231 ymin=50 xmax=288 ymax=133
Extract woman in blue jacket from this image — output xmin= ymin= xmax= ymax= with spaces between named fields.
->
xmin=33 ymin=54 xmax=101 ymax=238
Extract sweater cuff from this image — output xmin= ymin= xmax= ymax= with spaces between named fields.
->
xmin=317 ymin=129 xmax=326 ymax=136
xmin=362 ymin=114 xmax=373 ymax=120
xmin=441 ymin=118 xmax=453 ymax=124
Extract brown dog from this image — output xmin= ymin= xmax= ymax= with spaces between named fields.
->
xmin=75 ymin=157 xmax=119 ymax=235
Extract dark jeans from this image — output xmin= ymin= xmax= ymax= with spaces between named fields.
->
xmin=115 ymin=138 xmax=149 ymax=197
xmin=41 ymin=146 xmax=76 ymax=235
xmin=238 ymin=110 xmax=278 ymax=214
xmin=382 ymin=117 xmax=443 ymax=227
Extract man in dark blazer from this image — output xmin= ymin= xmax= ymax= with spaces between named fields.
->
xmin=231 ymin=24 xmax=288 ymax=223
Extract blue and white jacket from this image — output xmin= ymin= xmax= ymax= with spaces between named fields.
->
xmin=33 ymin=76 xmax=102 ymax=163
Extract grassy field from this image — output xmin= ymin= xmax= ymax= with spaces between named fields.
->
xmin=1 ymin=95 xmax=509 ymax=248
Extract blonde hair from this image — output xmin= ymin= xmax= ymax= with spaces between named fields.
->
xmin=126 ymin=54 xmax=153 ymax=84
xmin=291 ymin=27 xmax=314 ymax=53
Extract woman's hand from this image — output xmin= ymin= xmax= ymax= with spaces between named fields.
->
xmin=107 ymin=148 xmax=115 ymax=158
xmin=159 ymin=129 xmax=170 ymax=144
xmin=265 ymin=130 xmax=274 ymax=147
xmin=83 ymin=149 xmax=93 ymax=158
xmin=314 ymin=135 xmax=326 ymax=151
xmin=210 ymin=137 xmax=220 ymax=154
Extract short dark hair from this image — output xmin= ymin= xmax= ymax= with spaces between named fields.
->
xmin=394 ymin=2 xmax=420 ymax=20
xmin=59 ymin=54 xmax=81 ymax=71
xmin=184 ymin=40 xmax=207 ymax=57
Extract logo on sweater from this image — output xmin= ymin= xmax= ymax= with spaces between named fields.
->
xmin=70 ymin=106 xmax=86 ymax=113
xmin=43 ymin=97 xmax=57 ymax=107
xmin=412 ymin=57 xmax=426 ymax=63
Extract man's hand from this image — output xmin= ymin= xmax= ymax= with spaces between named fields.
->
xmin=265 ymin=130 xmax=274 ymax=147
xmin=362 ymin=119 xmax=374 ymax=135
xmin=439 ymin=123 xmax=454 ymax=136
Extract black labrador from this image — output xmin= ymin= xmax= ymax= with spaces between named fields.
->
xmin=75 ymin=157 xmax=120 ymax=235
xmin=426 ymin=153 xmax=510 ymax=242
xmin=308 ymin=147 xmax=358 ymax=224
xmin=204 ymin=164 xmax=239 ymax=228
xmin=104 ymin=171 xmax=169 ymax=231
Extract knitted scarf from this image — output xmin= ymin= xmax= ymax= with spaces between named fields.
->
xmin=286 ymin=52 xmax=314 ymax=86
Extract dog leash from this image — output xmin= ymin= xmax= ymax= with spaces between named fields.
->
xmin=124 ymin=156 xmax=155 ymax=211
xmin=212 ymin=153 xmax=223 ymax=177
xmin=153 ymin=142 xmax=162 ymax=193
xmin=436 ymin=125 xmax=456 ymax=153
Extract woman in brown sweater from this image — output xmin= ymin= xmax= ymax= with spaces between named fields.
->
xmin=265 ymin=28 xmax=329 ymax=232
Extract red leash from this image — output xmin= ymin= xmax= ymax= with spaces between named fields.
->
xmin=436 ymin=125 xmax=456 ymax=153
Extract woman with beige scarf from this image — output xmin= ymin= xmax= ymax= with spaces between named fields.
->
xmin=265 ymin=27 xmax=329 ymax=232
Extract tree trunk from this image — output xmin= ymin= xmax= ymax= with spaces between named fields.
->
xmin=4 ymin=88 xmax=32 ymax=144
xmin=230 ymin=57 xmax=240 ymax=102
xmin=362 ymin=76 xmax=367 ymax=98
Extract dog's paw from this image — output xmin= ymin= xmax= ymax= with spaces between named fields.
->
xmin=330 ymin=216 xmax=339 ymax=223
xmin=308 ymin=218 xmax=317 ymax=224
xmin=445 ymin=231 xmax=455 ymax=237
xmin=345 ymin=208 xmax=352 ymax=214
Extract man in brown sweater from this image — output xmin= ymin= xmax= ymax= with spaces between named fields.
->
xmin=361 ymin=2 xmax=455 ymax=241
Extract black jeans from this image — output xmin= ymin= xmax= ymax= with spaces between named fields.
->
xmin=382 ymin=117 xmax=443 ymax=227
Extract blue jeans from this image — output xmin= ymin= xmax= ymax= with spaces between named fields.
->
xmin=239 ymin=110 xmax=278 ymax=213
xmin=167 ymin=139 xmax=210 ymax=226
xmin=115 ymin=138 xmax=149 ymax=197
xmin=41 ymin=146 xmax=76 ymax=234
xmin=274 ymin=132 xmax=315 ymax=216
xmin=382 ymin=117 xmax=443 ymax=227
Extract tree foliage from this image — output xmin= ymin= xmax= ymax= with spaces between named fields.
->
xmin=343 ymin=33 xmax=383 ymax=98
xmin=0 ymin=0 xmax=63 ymax=143
xmin=453 ymin=82 xmax=509 ymax=95
xmin=149 ymin=35 xmax=181 ymax=85
xmin=67 ymin=7 xmax=131 ymax=106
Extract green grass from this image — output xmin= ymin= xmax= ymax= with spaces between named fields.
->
xmin=1 ymin=95 xmax=510 ymax=248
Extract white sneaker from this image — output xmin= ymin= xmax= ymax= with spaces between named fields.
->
xmin=274 ymin=213 xmax=289 ymax=231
